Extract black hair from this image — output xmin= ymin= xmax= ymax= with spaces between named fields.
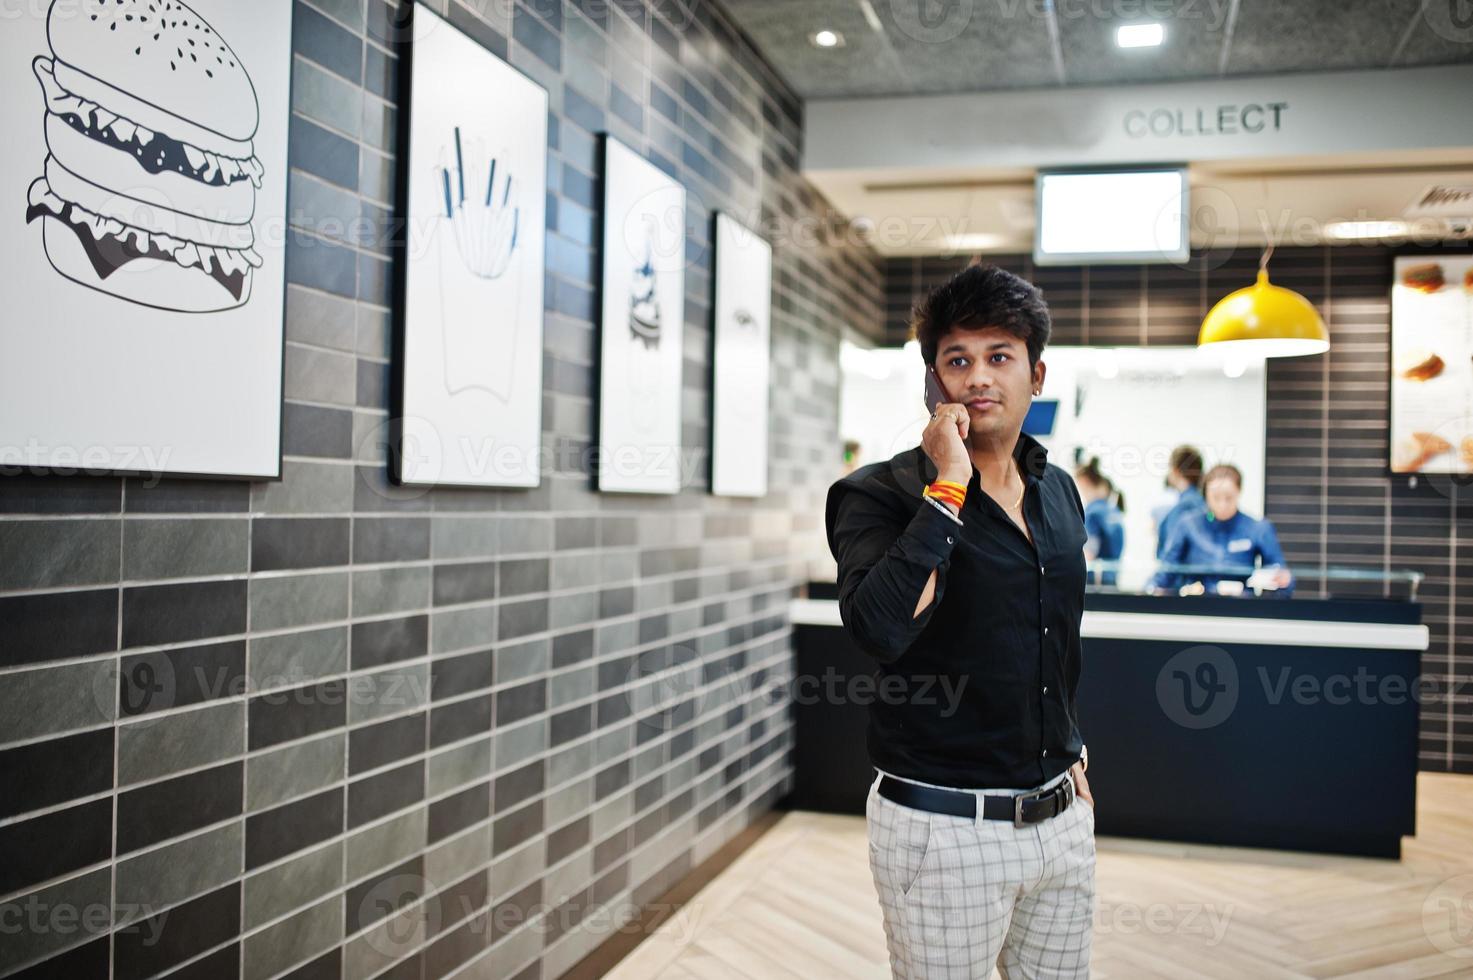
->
xmin=1075 ymin=456 xmax=1126 ymax=514
xmin=910 ymin=263 xmax=1052 ymax=369
xmin=1169 ymin=445 xmax=1205 ymax=489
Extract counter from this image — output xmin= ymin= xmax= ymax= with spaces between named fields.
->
xmin=788 ymin=588 xmax=1428 ymax=858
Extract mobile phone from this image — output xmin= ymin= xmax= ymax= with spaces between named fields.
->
xmin=923 ymin=365 xmax=950 ymax=412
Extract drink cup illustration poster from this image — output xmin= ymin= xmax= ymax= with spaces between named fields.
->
xmin=398 ymin=5 xmax=547 ymax=488
xmin=710 ymin=212 xmax=772 ymax=497
xmin=597 ymin=137 xmax=686 ymax=494
xmin=0 ymin=0 xmax=292 ymax=479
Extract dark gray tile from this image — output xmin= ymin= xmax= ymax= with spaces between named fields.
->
xmin=0 ymin=588 xmax=117 ymax=669
xmin=113 ymin=882 xmax=239 ymax=980
xmin=0 ymin=799 xmax=111 ymax=896
xmin=249 ymin=679 xmax=349 ymax=750
xmin=253 ymin=518 xmax=352 ymax=572
xmin=294 ymin=0 xmax=364 ymax=82
xmin=116 ymin=762 xmax=243 ymax=854
xmin=350 ymin=614 xmax=428 ymax=669
xmin=0 ymin=729 xmax=113 ymax=819
xmin=247 ymin=788 xmax=345 ymax=869
xmin=0 ymin=520 xmax=119 ymax=590
xmin=289 ymin=116 xmax=360 ymax=190
xmin=121 ymin=580 xmax=247 ymax=648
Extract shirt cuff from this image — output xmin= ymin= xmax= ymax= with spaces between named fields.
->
xmin=922 ymin=495 xmax=965 ymax=527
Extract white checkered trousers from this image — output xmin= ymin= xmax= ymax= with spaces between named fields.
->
xmin=866 ymin=768 xmax=1096 ymax=978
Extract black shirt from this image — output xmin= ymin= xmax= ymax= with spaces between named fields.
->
xmin=824 ymin=432 xmax=1088 ymax=789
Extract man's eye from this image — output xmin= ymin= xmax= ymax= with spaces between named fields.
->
xmin=991 ymin=353 xmax=1010 ymax=363
xmin=948 ymin=357 xmax=968 ymax=367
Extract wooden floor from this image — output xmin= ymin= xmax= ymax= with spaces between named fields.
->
xmin=605 ymin=773 xmax=1473 ymax=979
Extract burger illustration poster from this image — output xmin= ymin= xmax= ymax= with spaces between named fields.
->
xmin=1 ymin=0 xmax=291 ymax=480
xmin=1390 ymin=255 xmax=1473 ymax=474
xmin=710 ymin=212 xmax=772 ymax=498
xmin=398 ymin=5 xmax=547 ymax=488
xmin=597 ymin=136 xmax=686 ymax=494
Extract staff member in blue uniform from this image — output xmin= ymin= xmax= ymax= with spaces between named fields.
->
xmin=1155 ymin=445 xmax=1206 ymax=560
xmin=1151 ymin=463 xmax=1294 ymax=596
xmin=1073 ymin=457 xmax=1125 ymax=586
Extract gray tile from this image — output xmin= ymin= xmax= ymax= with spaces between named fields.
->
xmin=430 ymin=516 xmax=500 ymax=560
xmin=427 ymin=737 xmax=491 ymax=797
xmin=0 ymin=660 xmax=114 ymax=745
xmin=495 ymin=638 xmax=550 ymax=684
xmin=345 ymin=808 xmax=425 ymax=881
xmin=285 ymin=285 xmax=358 ymax=352
xmin=0 ymin=520 xmax=119 ymax=590
xmin=429 ymin=604 xmax=497 ymax=655
xmin=123 ymin=518 xmax=249 ymax=580
xmin=250 ymin=626 xmax=349 ymax=692
xmin=0 ymin=869 xmax=110 ymax=974
xmin=253 ymin=460 xmax=356 ymax=515
xmin=246 ymin=732 xmax=346 ymax=811
xmin=347 ymin=663 xmax=429 ymax=725
xmin=250 ymin=571 xmax=351 ymax=631
xmin=118 ymin=701 xmax=245 ymax=785
xmin=244 ymin=895 xmax=341 ymax=980
xmin=423 ymin=823 xmax=489 ymax=891
xmin=291 ymin=60 xmax=363 ymax=137
xmin=352 ymin=565 xmax=430 ymax=617
xmin=284 ymin=343 xmax=359 ymax=407
xmin=243 ymin=840 xmax=342 ymax=929
xmin=115 ymin=823 xmax=243 ymax=925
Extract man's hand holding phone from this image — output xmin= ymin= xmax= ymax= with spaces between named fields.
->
xmin=923 ymin=366 xmax=972 ymax=489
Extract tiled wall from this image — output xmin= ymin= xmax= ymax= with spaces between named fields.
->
xmin=0 ymin=1 xmax=884 ymax=977
xmin=886 ymin=246 xmax=1473 ymax=774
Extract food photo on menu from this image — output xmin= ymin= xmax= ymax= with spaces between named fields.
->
xmin=1391 ymin=256 xmax=1473 ymax=473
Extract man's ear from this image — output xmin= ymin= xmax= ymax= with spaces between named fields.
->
xmin=1033 ymin=359 xmax=1047 ymax=394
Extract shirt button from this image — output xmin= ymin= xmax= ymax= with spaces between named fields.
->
xmin=1042 ymin=685 xmax=1049 ymax=694
xmin=1040 ymin=565 xmax=1046 ymax=574
xmin=1041 ymin=748 xmax=1049 ymax=757
xmin=1044 ymin=626 xmax=1050 ymax=635
xmin=946 ymin=536 xmax=953 ymax=544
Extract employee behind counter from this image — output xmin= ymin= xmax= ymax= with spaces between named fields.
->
xmin=1147 ymin=462 xmax=1295 ymax=598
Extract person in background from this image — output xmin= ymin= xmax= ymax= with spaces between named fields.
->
xmin=1151 ymin=463 xmax=1294 ymax=596
xmin=842 ymin=439 xmax=863 ymax=476
xmin=1073 ymin=457 xmax=1125 ymax=587
xmin=1154 ymin=445 xmax=1206 ymax=560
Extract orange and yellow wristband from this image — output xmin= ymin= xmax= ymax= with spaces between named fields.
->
xmin=923 ymin=479 xmax=966 ymax=510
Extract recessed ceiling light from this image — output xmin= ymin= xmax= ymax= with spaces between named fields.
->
xmin=811 ymin=29 xmax=844 ymax=48
xmin=1325 ymin=220 xmax=1410 ymax=240
xmin=942 ymin=232 xmax=1009 ymax=251
xmin=1116 ymin=23 xmax=1164 ymax=48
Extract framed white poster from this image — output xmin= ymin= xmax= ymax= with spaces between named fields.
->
xmin=597 ymin=136 xmax=685 ymax=494
xmin=395 ymin=5 xmax=547 ymax=488
xmin=710 ymin=212 xmax=772 ymax=497
xmin=1390 ymin=255 xmax=1473 ymax=474
xmin=0 ymin=0 xmax=292 ymax=480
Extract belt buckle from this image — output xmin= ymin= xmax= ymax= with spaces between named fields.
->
xmin=1013 ymin=782 xmax=1057 ymax=827
xmin=1013 ymin=794 xmax=1027 ymax=827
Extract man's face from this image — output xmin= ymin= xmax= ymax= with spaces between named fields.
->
xmin=933 ymin=326 xmax=1043 ymax=441
xmin=1205 ymin=476 xmax=1240 ymax=521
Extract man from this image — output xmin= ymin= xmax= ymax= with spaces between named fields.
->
xmin=825 ymin=264 xmax=1095 ymax=978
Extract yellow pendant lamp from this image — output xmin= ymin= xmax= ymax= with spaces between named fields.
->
xmin=1198 ymin=245 xmax=1329 ymax=357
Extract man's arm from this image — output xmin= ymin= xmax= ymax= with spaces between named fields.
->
xmin=826 ymin=483 xmax=961 ymax=664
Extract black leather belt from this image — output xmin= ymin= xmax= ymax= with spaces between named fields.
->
xmin=878 ymin=773 xmax=1076 ymax=827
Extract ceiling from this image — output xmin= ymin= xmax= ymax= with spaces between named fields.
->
xmin=810 ymin=150 xmax=1473 ymax=255
xmin=720 ymin=0 xmax=1473 ymax=99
